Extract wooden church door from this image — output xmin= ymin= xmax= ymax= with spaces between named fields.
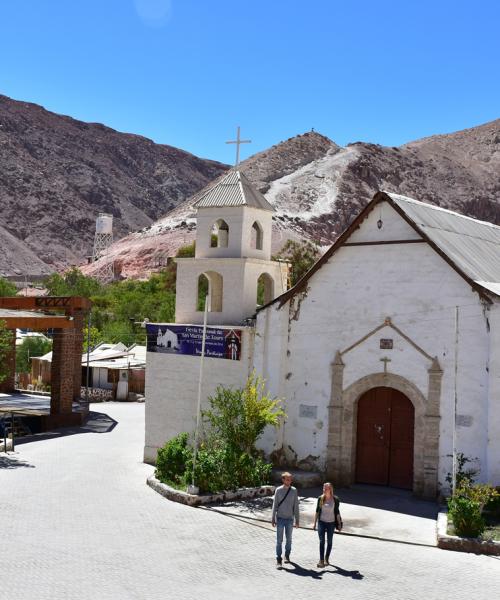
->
xmin=355 ymin=387 xmax=414 ymax=489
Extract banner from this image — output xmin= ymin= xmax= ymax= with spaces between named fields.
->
xmin=146 ymin=324 xmax=242 ymax=361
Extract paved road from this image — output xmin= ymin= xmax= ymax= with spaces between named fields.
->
xmin=0 ymin=403 xmax=498 ymax=600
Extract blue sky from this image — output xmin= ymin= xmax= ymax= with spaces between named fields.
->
xmin=0 ymin=0 xmax=498 ymax=164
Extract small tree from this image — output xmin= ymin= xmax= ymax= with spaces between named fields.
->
xmin=16 ymin=336 xmax=52 ymax=373
xmin=0 ymin=277 xmax=18 ymax=297
xmin=202 ymin=372 xmax=285 ymax=456
xmin=0 ymin=320 xmax=14 ymax=384
xmin=82 ymin=325 xmax=103 ymax=353
xmin=273 ymin=239 xmax=320 ymax=286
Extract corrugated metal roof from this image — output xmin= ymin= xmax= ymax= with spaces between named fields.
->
xmin=387 ymin=192 xmax=500 ymax=296
xmin=194 ymin=169 xmax=274 ymax=211
xmin=0 ymin=309 xmax=68 ymax=319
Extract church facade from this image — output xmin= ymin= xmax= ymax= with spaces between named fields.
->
xmin=144 ymin=177 xmax=500 ymax=499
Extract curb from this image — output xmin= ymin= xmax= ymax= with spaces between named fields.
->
xmin=436 ymin=508 xmax=500 ymax=555
xmin=147 ymin=475 xmax=275 ymax=507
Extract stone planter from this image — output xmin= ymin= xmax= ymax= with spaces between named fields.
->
xmin=437 ymin=509 xmax=500 ymax=555
xmin=147 ymin=475 xmax=275 ymax=507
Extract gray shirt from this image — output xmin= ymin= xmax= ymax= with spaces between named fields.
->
xmin=320 ymin=498 xmax=336 ymax=523
xmin=272 ymin=485 xmax=300 ymax=524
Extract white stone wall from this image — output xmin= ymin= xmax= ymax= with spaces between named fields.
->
xmin=144 ymin=327 xmax=255 ymax=464
xmin=487 ymin=301 xmax=500 ymax=483
xmin=175 ymin=257 xmax=287 ymax=326
xmin=195 ymin=206 xmax=273 ymax=260
xmin=255 ymin=199 xmax=496 ymax=488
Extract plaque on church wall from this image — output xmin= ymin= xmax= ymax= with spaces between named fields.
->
xmin=146 ymin=324 xmax=242 ymax=360
xmin=456 ymin=414 xmax=473 ymax=427
xmin=299 ymin=404 xmax=317 ymax=419
xmin=380 ymin=339 xmax=393 ymax=349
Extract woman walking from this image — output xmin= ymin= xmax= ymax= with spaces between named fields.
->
xmin=313 ymin=482 xmax=341 ymax=568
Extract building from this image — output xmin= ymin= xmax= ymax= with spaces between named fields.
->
xmin=144 ymin=183 xmax=500 ymax=498
xmin=31 ymin=343 xmax=146 ymax=401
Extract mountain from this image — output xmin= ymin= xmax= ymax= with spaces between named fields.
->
xmin=83 ymin=119 xmax=500 ymax=279
xmin=0 ymin=94 xmax=228 ymax=276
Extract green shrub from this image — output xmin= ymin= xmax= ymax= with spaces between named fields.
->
xmin=448 ymin=483 xmax=499 ymax=538
xmin=156 ymin=433 xmax=193 ymax=487
xmin=485 ymin=488 xmax=500 ymax=519
xmin=156 ymin=375 xmax=284 ymax=494
xmin=448 ymin=496 xmax=485 ymax=538
xmin=192 ymin=443 xmax=273 ymax=494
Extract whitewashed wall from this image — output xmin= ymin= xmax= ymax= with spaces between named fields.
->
xmin=175 ymin=257 xmax=287 ymax=326
xmin=255 ymin=199 xmax=496 ymax=488
xmin=144 ymin=327 xmax=255 ymax=464
xmin=487 ymin=302 xmax=500 ymax=483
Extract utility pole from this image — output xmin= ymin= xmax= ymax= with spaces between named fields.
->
xmin=452 ymin=306 xmax=459 ymax=494
xmin=188 ymin=294 xmax=209 ymax=495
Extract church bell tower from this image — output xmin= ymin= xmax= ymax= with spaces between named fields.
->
xmin=175 ymin=169 xmax=288 ymax=325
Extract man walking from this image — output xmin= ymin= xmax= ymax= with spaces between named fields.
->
xmin=272 ymin=472 xmax=300 ymax=567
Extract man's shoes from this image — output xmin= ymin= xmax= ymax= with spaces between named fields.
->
xmin=324 ymin=557 xmax=330 ymax=566
xmin=317 ymin=560 xmax=325 ymax=568
xmin=276 ymin=557 xmax=283 ymax=568
xmin=284 ymin=554 xmax=290 ymax=563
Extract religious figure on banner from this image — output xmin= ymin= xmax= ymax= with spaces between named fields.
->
xmin=225 ymin=330 xmax=241 ymax=360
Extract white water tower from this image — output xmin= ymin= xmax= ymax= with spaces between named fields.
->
xmin=91 ymin=213 xmax=114 ymax=283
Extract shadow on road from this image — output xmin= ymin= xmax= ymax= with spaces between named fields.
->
xmin=0 ymin=455 xmax=35 ymax=470
xmin=329 ymin=563 xmax=364 ymax=579
xmin=222 ymin=495 xmax=273 ymax=515
xmin=13 ymin=411 xmax=118 ymax=446
xmin=336 ymin=484 xmax=438 ymax=519
xmin=282 ymin=561 xmax=364 ymax=580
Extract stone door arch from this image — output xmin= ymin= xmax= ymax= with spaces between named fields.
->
xmin=327 ymin=368 xmax=442 ymax=498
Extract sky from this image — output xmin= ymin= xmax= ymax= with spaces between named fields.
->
xmin=0 ymin=0 xmax=498 ymax=165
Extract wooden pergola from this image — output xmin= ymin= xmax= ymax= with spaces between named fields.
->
xmin=0 ymin=296 xmax=91 ymax=429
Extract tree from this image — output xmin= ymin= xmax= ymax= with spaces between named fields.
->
xmin=202 ymin=373 xmax=285 ymax=456
xmin=43 ymin=268 xmax=102 ymax=298
xmin=273 ymin=239 xmax=321 ymax=287
xmin=16 ymin=336 xmax=52 ymax=374
xmin=82 ymin=325 xmax=103 ymax=353
xmin=0 ymin=277 xmax=18 ymax=297
xmin=0 ymin=320 xmax=14 ymax=384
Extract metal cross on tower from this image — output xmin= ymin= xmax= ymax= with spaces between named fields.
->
xmin=225 ymin=126 xmax=251 ymax=166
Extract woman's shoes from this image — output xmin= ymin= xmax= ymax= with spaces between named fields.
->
xmin=324 ymin=558 xmax=330 ymax=566
xmin=317 ymin=560 xmax=325 ymax=568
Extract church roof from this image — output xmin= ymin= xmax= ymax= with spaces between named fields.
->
xmin=387 ymin=193 xmax=500 ymax=297
xmin=194 ymin=169 xmax=275 ymax=212
xmin=261 ymin=191 xmax=500 ymax=311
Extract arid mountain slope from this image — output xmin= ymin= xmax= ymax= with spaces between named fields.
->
xmin=84 ymin=120 xmax=500 ymax=279
xmin=0 ymin=94 xmax=227 ymax=276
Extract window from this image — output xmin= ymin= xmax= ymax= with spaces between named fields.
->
xmin=210 ymin=219 xmax=229 ymax=248
xmin=251 ymin=221 xmax=263 ymax=250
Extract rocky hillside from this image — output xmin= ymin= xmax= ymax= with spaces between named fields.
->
xmin=0 ymin=94 xmax=228 ymax=276
xmin=84 ymin=119 xmax=500 ymax=279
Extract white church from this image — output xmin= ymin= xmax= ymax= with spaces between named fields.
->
xmin=144 ymin=170 xmax=500 ymax=498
